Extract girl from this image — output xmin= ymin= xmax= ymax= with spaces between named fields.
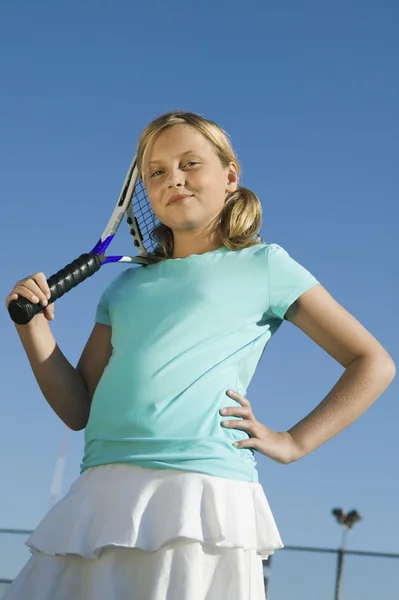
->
xmin=4 ymin=111 xmax=395 ymax=600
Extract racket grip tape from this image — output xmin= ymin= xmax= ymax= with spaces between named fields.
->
xmin=8 ymin=253 xmax=102 ymax=325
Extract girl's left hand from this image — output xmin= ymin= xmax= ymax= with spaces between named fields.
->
xmin=220 ymin=390 xmax=299 ymax=464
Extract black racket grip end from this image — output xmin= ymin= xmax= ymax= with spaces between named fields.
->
xmin=8 ymin=253 xmax=102 ymax=325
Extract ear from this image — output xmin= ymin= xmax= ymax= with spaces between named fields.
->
xmin=225 ymin=162 xmax=239 ymax=193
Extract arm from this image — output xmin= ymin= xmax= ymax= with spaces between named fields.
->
xmin=7 ymin=271 xmax=112 ymax=431
xmin=76 ymin=323 xmax=113 ymax=416
xmin=221 ymin=284 xmax=395 ymax=463
xmin=284 ymin=284 xmax=396 ymax=460
xmin=14 ymin=319 xmax=112 ymax=431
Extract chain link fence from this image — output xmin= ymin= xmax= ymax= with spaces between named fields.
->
xmin=263 ymin=545 xmax=399 ymax=600
xmin=1 ymin=529 xmax=398 ymax=599
xmin=0 ymin=529 xmax=33 ymax=598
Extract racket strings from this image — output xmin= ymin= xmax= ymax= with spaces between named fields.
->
xmin=128 ymin=179 xmax=160 ymax=254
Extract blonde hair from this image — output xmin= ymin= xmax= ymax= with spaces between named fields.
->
xmin=136 ymin=111 xmax=263 ymax=260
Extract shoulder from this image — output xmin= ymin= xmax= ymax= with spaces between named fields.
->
xmin=230 ymin=241 xmax=313 ymax=273
xmin=262 ymin=242 xmax=313 ymax=271
xmin=229 ymin=241 xmax=274 ymax=260
xmin=263 ymin=242 xmax=289 ymax=260
xmin=225 ymin=241 xmax=290 ymax=269
xmin=239 ymin=241 xmax=287 ymax=256
xmin=237 ymin=241 xmax=290 ymax=266
xmin=99 ymin=267 xmax=136 ymax=299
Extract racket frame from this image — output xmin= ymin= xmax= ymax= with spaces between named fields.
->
xmin=91 ymin=156 xmax=156 ymax=266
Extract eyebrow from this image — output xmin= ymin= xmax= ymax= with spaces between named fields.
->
xmin=147 ymin=150 xmax=199 ymax=166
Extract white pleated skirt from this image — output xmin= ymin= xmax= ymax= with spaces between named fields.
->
xmin=4 ymin=464 xmax=283 ymax=600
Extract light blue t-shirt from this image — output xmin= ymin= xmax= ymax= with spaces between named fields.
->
xmin=81 ymin=243 xmax=319 ymax=482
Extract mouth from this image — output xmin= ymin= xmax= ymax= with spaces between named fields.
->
xmin=168 ymin=194 xmax=193 ymax=205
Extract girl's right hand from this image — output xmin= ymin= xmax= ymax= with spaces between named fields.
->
xmin=6 ymin=272 xmax=55 ymax=323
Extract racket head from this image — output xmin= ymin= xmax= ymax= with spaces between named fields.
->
xmin=92 ymin=157 xmax=161 ymax=264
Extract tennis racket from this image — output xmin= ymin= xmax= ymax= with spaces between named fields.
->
xmin=8 ymin=156 xmax=160 ymax=325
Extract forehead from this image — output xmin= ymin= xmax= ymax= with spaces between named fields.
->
xmin=147 ymin=124 xmax=214 ymax=163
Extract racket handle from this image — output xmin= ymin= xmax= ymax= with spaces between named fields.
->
xmin=8 ymin=253 xmax=102 ymax=325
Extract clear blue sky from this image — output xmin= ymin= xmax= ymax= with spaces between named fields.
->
xmin=0 ymin=1 xmax=398 ymax=598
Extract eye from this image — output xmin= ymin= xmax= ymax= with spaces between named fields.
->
xmin=150 ymin=169 xmax=164 ymax=178
xmin=184 ymin=161 xmax=200 ymax=168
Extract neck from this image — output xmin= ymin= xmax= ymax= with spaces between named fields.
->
xmin=171 ymin=231 xmax=223 ymax=259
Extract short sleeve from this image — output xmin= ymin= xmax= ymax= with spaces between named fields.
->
xmin=94 ymin=269 xmax=133 ymax=326
xmin=267 ymin=243 xmax=319 ymax=320
xmin=95 ymin=287 xmax=111 ymax=326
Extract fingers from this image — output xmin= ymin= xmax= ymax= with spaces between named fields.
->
xmin=5 ymin=292 xmax=19 ymax=308
xmin=43 ymin=304 xmax=55 ymax=321
xmin=220 ymin=406 xmax=251 ymax=418
xmin=6 ymin=272 xmax=51 ymax=309
xmin=221 ymin=391 xmax=258 ymax=440
xmin=221 ymin=390 xmax=255 ymax=421
xmin=225 ymin=389 xmax=251 ymax=407
xmin=233 ymin=438 xmax=259 ymax=450
xmin=221 ymin=418 xmax=256 ymax=434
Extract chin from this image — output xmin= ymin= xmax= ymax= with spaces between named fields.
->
xmin=172 ymin=222 xmax=199 ymax=231
xmin=165 ymin=214 xmax=198 ymax=230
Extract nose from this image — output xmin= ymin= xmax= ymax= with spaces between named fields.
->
xmin=167 ymin=167 xmax=185 ymax=189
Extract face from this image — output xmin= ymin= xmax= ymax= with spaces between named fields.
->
xmin=143 ymin=125 xmax=238 ymax=234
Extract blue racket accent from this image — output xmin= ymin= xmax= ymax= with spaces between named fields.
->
xmin=90 ymin=235 xmax=115 ymax=256
xmin=102 ymin=255 xmax=123 ymax=264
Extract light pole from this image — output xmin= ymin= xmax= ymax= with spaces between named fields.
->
xmin=332 ymin=508 xmax=362 ymax=600
xmin=263 ymin=554 xmax=272 ymax=597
